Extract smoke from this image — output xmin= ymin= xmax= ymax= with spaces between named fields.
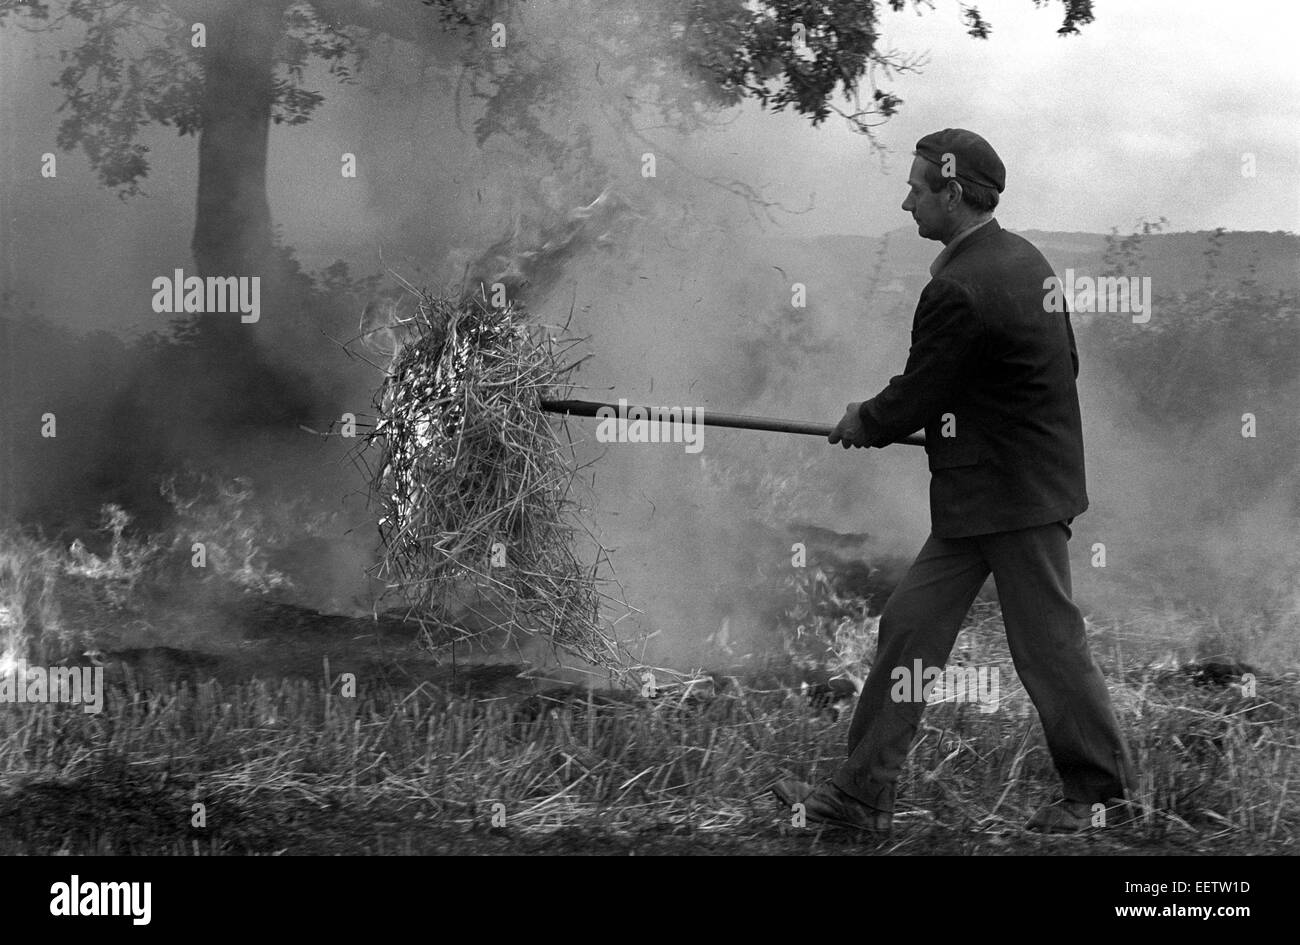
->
xmin=2 ymin=0 xmax=1295 ymax=671
xmin=1068 ymin=353 xmax=1300 ymax=666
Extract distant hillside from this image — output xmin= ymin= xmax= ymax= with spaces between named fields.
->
xmin=759 ymin=228 xmax=1300 ymax=308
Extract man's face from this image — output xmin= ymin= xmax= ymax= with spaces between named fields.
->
xmin=901 ymin=156 xmax=952 ymax=242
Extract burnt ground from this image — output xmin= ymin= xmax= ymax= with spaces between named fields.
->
xmin=51 ymin=586 xmax=551 ymax=698
xmin=3 ymin=580 xmax=1293 ymax=856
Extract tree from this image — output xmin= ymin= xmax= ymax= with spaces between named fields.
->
xmin=2 ymin=0 xmax=1095 ymax=290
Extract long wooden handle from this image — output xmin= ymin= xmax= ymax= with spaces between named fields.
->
xmin=539 ymin=398 xmax=926 ymax=446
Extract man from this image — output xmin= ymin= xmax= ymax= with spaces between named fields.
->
xmin=773 ymin=128 xmax=1134 ymax=834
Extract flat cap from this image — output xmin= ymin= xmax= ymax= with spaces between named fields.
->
xmin=915 ymin=128 xmax=1005 ymax=193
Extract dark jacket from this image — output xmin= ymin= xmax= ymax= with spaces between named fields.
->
xmin=859 ymin=219 xmax=1088 ymax=538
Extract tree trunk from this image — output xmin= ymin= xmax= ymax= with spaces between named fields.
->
xmin=191 ymin=0 xmax=288 ymax=287
xmin=185 ymin=1 xmax=295 ymax=390
xmin=183 ymin=0 xmax=314 ymax=424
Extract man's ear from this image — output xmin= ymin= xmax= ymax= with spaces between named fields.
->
xmin=946 ymin=180 xmax=964 ymax=211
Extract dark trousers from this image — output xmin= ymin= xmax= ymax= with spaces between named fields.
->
xmin=831 ymin=520 xmax=1133 ymax=812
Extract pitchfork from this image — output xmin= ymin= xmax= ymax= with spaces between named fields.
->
xmin=540 ymin=398 xmax=926 ymax=446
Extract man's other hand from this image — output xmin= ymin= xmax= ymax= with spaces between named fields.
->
xmin=829 ymin=402 xmax=870 ymax=449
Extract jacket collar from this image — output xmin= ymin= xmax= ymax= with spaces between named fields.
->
xmin=929 ymin=217 xmax=1001 ymax=277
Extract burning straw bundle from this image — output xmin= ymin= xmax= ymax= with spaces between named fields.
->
xmin=361 ymin=288 xmax=620 ymax=667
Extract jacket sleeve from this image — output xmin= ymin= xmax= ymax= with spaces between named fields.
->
xmin=1066 ymin=313 xmax=1079 ymax=380
xmin=857 ymin=277 xmax=984 ymax=446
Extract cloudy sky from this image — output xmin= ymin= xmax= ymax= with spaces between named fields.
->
xmin=692 ymin=0 xmax=1300 ymax=237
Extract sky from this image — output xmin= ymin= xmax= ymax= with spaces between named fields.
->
xmin=684 ymin=0 xmax=1300 ymax=237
